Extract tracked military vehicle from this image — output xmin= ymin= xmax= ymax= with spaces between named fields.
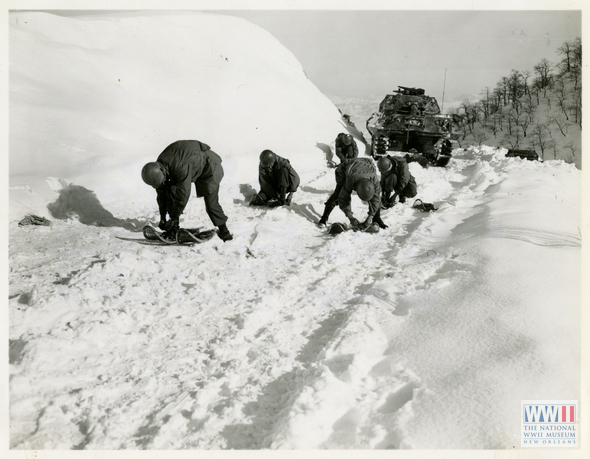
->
xmin=366 ymin=86 xmax=454 ymax=166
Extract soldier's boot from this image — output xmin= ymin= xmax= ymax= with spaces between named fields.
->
xmin=381 ymin=192 xmax=393 ymax=208
xmin=217 ymin=223 xmax=233 ymax=242
xmin=278 ymin=187 xmax=288 ymax=206
xmin=285 ymin=191 xmax=294 ymax=206
xmin=318 ymin=205 xmax=336 ymax=227
xmin=317 ymin=205 xmax=333 ymax=227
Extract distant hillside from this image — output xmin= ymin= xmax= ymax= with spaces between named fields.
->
xmin=447 ymin=39 xmax=582 ymax=169
xmin=331 ymin=38 xmax=582 ymax=170
xmin=450 ymin=79 xmax=581 ymax=168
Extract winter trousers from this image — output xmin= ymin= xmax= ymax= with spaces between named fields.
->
xmin=198 ymin=183 xmax=228 ymax=227
xmin=381 ymin=174 xmax=418 ymax=199
xmin=260 ymin=167 xmax=300 ymax=199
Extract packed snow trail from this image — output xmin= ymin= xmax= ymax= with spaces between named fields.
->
xmin=9 ymin=147 xmax=580 ymax=449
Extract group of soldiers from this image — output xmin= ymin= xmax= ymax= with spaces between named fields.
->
xmin=140 ymin=133 xmax=418 ymax=241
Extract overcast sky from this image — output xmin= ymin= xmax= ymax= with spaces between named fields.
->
xmin=7 ymin=2 xmax=584 ymax=107
xmin=214 ymin=9 xmax=581 ymax=104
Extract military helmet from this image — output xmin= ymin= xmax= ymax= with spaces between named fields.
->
xmin=356 ymin=179 xmax=375 ymax=201
xmin=377 ymin=157 xmax=393 ymax=173
xmin=141 ymin=162 xmax=165 ymax=188
xmin=260 ymin=150 xmax=276 ymax=167
xmin=342 ymin=134 xmax=353 ymax=146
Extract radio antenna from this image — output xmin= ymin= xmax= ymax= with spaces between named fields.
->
xmin=441 ymin=68 xmax=447 ymax=113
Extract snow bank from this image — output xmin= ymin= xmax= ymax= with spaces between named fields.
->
xmin=8 ymin=144 xmax=581 ymax=450
xmin=9 ymin=11 xmax=351 ymax=220
xmin=7 ymin=10 xmax=582 ymax=453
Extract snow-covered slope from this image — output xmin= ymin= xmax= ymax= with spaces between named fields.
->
xmin=9 ymin=147 xmax=581 ymax=450
xmin=9 ymin=11 xmax=348 ymax=218
xmin=7 ymin=11 xmax=582 ymax=452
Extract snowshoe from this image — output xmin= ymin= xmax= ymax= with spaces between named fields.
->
xmin=412 ymin=199 xmax=438 ymax=212
xmin=249 ymin=194 xmax=267 ymax=206
xmin=177 ymin=228 xmax=217 ymax=243
xmin=143 ymin=225 xmax=177 ymax=244
xmin=363 ymin=223 xmax=380 ymax=233
xmin=328 ymin=222 xmax=348 ymax=235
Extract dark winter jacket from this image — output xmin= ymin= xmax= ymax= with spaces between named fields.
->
xmin=155 ymin=140 xmax=224 ymax=220
xmin=337 ymin=158 xmax=381 ymax=217
xmin=381 ymin=155 xmax=413 ymax=194
xmin=335 ymin=134 xmax=359 ymax=162
xmin=259 ymin=155 xmax=300 ymax=192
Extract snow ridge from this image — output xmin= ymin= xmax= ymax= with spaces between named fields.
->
xmin=10 ymin=146 xmax=580 ymax=449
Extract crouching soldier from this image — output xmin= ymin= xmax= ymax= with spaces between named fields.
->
xmin=377 ymin=156 xmax=418 ymax=208
xmin=335 ymin=133 xmax=358 ymax=163
xmin=250 ymin=150 xmax=300 ymax=207
xmin=141 ymin=139 xmax=233 ymax=242
xmin=318 ymin=157 xmax=388 ymax=230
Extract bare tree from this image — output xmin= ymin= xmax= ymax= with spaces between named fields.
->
xmin=553 ymin=79 xmax=570 ymax=120
xmin=517 ymin=111 xmax=533 ymax=138
xmin=502 ymin=125 xmax=523 ymax=149
xmin=570 ymin=86 xmax=582 ymax=128
xmin=508 ymin=69 xmax=524 ymax=103
xmin=557 ymin=40 xmax=574 ymax=73
xmin=549 ymin=114 xmax=570 ymax=137
xmin=531 ymin=79 xmax=542 ymax=105
xmin=522 ymin=70 xmax=532 ymax=101
xmin=533 ymin=59 xmax=553 ymax=96
xmin=530 ymin=122 xmax=552 ymax=159
xmin=522 ymin=99 xmax=536 ymax=123
xmin=571 ymin=37 xmax=582 ymax=70
xmin=564 ymin=141 xmax=577 ymax=159
xmin=471 ymin=126 xmax=490 ymax=146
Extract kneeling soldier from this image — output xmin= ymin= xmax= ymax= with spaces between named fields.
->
xmin=377 ymin=156 xmax=417 ymax=208
xmin=250 ymin=150 xmax=301 ymax=207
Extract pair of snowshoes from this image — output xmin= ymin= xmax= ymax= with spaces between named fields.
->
xmin=327 ymin=222 xmax=380 ymax=236
xmin=143 ymin=225 xmax=216 ymax=244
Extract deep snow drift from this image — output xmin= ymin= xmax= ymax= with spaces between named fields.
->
xmin=9 ymin=11 xmax=351 ymax=217
xmin=7 ymin=11 xmax=582 ymax=452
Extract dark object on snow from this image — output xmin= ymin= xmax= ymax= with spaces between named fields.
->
xmin=253 ymin=150 xmax=300 ymax=207
xmin=143 ymin=140 xmax=232 ymax=242
xmin=328 ymin=222 xmax=349 ymax=235
xmin=18 ymin=215 xmax=51 ymax=227
xmin=378 ymin=156 xmax=418 ymax=207
xmin=412 ymin=199 xmax=438 ymax=212
xmin=318 ymin=158 xmax=383 ymax=228
xmin=335 ymin=133 xmax=359 ymax=163
xmin=506 ymin=149 xmax=539 ymax=161
xmin=142 ymin=224 xmax=216 ymax=245
xmin=361 ymin=223 xmax=380 ymax=233
xmin=366 ymin=86 xmax=453 ymax=167
xmin=327 ymin=221 xmax=380 ymax=235
xmin=249 ymin=194 xmax=283 ymax=208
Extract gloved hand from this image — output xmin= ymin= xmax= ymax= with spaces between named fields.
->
xmin=361 ymin=215 xmax=373 ymax=230
xmin=158 ymin=217 xmax=167 ymax=230
xmin=347 ymin=214 xmax=360 ymax=228
xmin=374 ymin=216 xmax=389 ymax=229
